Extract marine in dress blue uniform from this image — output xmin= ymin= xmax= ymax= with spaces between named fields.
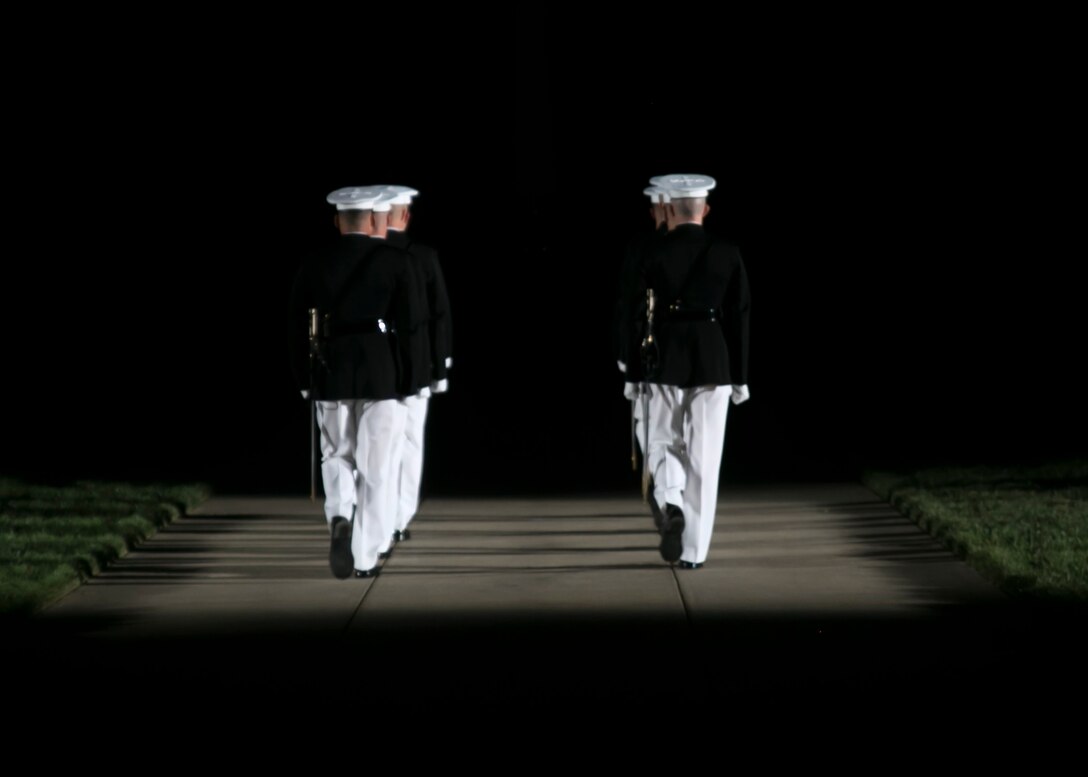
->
xmin=628 ymin=174 xmax=751 ymax=568
xmin=618 ymin=185 xmax=671 ymax=527
xmin=289 ymin=187 xmax=418 ymax=578
xmin=382 ymin=184 xmax=452 ymax=542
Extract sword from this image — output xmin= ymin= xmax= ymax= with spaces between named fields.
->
xmin=641 ymin=385 xmax=652 ymax=502
xmin=308 ymin=308 xmax=321 ymax=503
xmin=640 ymin=289 xmax=657 ymax=502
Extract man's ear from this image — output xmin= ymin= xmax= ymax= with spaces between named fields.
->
xmin=703 ymin=204 xmax=711 ymax=219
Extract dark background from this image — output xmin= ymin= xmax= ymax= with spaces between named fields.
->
xmin=3 ymin=13 xmax=1083 ymax=494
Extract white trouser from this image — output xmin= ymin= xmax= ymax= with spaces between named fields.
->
xmin=632 ymin=395 xmax=646 ymax=458
xmin=317 ymin=399 xmax=406 ymax=571
xmin=396 ymin=393 xmax=429 ymax=532
xmin=647 ymin=385 xmax=731 ymax=564
xmin=380 ymin=399 xmax=407 ymax=553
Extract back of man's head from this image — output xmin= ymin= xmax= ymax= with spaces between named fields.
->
xmin=389 ymin=203 xmax=411 ymax=231
xmin=672 ymin=197 xmax=706 ymax=221
xmin=336 ymin=209 xmax=370 ymax=234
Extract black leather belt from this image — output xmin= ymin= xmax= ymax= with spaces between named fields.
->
xmin=661 ymin=306 xmax=718 ymax=322
xmin=324 ymin=318 xmax=395 ymax=337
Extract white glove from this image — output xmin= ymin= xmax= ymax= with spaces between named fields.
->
xmin=617 ymin=360 xmax=627 ymax=374
xmin=431 ymin=378 xmax=449 ymax=394
xmin=445 ymin=357 xmax=453 ymax=368
xmin=731 ymin=385 xmax=750 ymax=405
xmin=624 ymin=382 xmax=639 ymax=400
xmin=300 ymin=390 xmax=310 ymax=400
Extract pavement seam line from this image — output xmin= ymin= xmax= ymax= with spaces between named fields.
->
xmin=342 ymin=561 xmax=385 ymax=634
xmin=670 ymin=566 xmax=695 ymax=631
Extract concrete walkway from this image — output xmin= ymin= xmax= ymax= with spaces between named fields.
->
xmin=41 ymin=483 xmax=1004 ymax=632
xmin=10 ymin=483 xmax=1083 ymax=721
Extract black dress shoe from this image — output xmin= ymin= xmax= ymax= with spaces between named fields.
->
xmin=378 ymin=548 xmax=393 ymax=560
xmin=329 ymin=516 xmax=354 ymax=580
xmin=659 ymin=504 xmax=684 ymax=563
xmin=393 ymin=529 xmax=412 ymax=542
xmin=677 ymin=560 xmax=703 ymax=570
xmin=354 ymin=567 xmax=379 ymax=578
xmin=647 ymin=477 xmax=664 ymax=530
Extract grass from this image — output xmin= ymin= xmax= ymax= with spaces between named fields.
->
xmin=864 ymin=460 xmax=1088 ymax=602
xmin=0 ymin=479 xmax=210 ymax=615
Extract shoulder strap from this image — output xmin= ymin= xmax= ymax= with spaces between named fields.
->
xmin=328 ymin=244 xmax=378 ymax=319
xmin=674 ymin=235 xmax=713 ymax=304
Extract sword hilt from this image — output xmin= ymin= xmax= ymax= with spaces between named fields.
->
xmin=641 ymin=289 xmax=659 ymax=377
xmin=309 ymin=308 xmax=319 ymax=503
